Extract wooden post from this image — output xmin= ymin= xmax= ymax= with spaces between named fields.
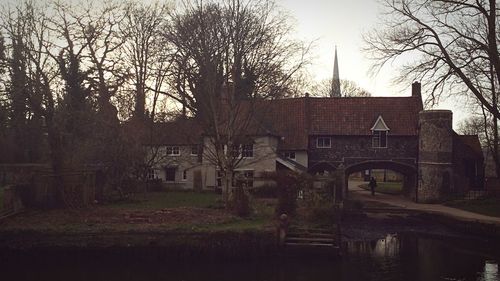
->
xmin=277 ymin=213 xmax=289 ymax=246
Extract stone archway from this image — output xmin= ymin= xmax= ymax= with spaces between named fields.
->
xmin=344 ymin=160 xmax=418 ymax=201
xmin=308 ymin=161 xmax=336 ymax=175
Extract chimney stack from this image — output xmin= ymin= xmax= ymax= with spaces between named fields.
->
xmin=412 ymin=82 xmax=421 ymax=97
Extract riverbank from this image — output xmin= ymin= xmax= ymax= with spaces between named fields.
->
xmin=0 ymin=228 xmax=277 ymax=262
xmin=2 ymin=189 xmax=500 ymax=262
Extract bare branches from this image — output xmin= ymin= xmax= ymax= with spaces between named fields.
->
xmin=365 ymin=0 xmax=500 ymax=174
xmin=365 ymin=0 xmax=500 ymax=116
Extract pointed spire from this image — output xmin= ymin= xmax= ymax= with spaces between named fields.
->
xmin=331 ymin=46 xmax=341 ymax=97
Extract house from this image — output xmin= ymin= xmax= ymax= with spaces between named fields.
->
xmin=139 ymin=82 xmax=484 ymax=203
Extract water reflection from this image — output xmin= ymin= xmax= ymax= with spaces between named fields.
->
xmin=480 ymin=261 xmax=499 ymax=281
xmin=1 ymin=233 xmax=499 ymax=281
xmin=346 ymin=233 xmax=400 ymax=258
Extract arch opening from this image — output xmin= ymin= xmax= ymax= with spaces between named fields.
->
xmin=344 ymin=160 xmax=417 ymax=200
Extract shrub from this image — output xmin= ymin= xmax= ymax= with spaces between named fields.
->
xmin=305 ymin=204 xmax=337 ymax=225
xmin=230 ymin=186 xmax=251 ymax=217
xmin=146 ymin=178 xmax=164 ymax=192
xmin=262 ymin=171 xmax=313 ymax=216
xmin=250 ymin=184 xmax=277 ymax=198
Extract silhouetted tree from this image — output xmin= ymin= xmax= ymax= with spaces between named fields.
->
xmin=364 ymin=0 xmax=500 ymax=176
xmin=311 ymin=79 xmax=371 ymax=97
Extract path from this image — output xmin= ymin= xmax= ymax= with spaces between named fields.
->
xmin=347 ymin=180 xmax=500 ymax=225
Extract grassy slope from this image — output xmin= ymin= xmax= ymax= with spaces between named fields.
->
xmin=109 ymin=191 xmax=220 ymax=210
xmin=0 ymin=191 xmax=276 ymax=233
xmin=445 ymin=198 xmax=500 ymax=218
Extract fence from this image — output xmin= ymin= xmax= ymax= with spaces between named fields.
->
xmin=1 ymin=164 xmax=96 ymax=210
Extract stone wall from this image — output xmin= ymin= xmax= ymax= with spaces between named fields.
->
xmin=417 ymin=110 xmax=454 ymax=203
xmin=308 ymin=135 xmax=418 ymax=169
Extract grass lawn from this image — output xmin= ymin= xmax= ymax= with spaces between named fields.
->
xmin=109 ymin=191 xmax=220 ymax=210
xmin=445 ymin=198 xmax=500 ymax=217
xmin=359 ymin=181 xmax=403 ymax=195
xmin=0 ymin=191 xmax=277 ymax=233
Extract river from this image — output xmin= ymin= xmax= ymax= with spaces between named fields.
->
xmin=1 ymin=233 xmax=499 ymax=281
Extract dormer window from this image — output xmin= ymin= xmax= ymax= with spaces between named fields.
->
xmin=371 ymin=115 xmax=390 ymax=148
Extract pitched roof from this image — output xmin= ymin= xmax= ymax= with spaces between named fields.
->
xmin=307 ymin=96 xmax=422 ymax=136
xmin=136 ymin=95 xmax=423 ymax=149
xmin=253 ymin=98 xmax=308 ymax=150
xmin=124 ymin=118 xmax=202 ymax=145
xmin=456 ymin=134 xmax=483 ymax=158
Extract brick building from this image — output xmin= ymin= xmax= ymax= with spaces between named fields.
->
xmin=140 ymin=82 xmax=484 ymax=203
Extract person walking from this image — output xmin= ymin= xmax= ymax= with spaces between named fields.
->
xmin=369 ymin=177 xmax=377 ymax=195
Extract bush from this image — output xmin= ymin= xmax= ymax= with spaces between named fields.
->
xmin=230 ymin=187 xmax=251 ymax=217
xmin=147 ymin=178 xmax=164 ymax=192
xmin=305 ymin=204 xmax=336 ymax=224
xmin=250 ymin=184 xmax=277 ymax=198
xmin=262 ymin=171 xmax=313 ymax=216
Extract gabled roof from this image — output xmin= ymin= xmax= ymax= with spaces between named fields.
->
xmin=307 ymin=96 xmax=422 ymax=136
xmin=132 ymin=95 xmax=423 ymax=149
xmin=371 ymin=115 xmax=390 ymax=131
xmin=124 ymin=118 xmax=202 ymax=146
xmin=252 ymin=98 xmax=309 ymax=150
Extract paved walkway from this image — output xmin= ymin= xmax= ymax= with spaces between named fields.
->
xmin=347 ymin=181 xmax=500 ymax=226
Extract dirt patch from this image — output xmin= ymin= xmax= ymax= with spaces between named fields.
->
xmin=0 ymin=206 xmax=236 ymax=233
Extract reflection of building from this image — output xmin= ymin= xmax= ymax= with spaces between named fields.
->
xmin=133 ymin=82 xmax=483 ymax=202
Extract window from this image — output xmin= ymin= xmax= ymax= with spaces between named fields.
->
xmin=182 ymin=170 xmax=187 ymax=181
xmin=241 ymin=144 xmax=254 ymax=158
xmin=216 ymin=170 xmax=223 ymax=187
xmin=233 ymin=170 xmax=254 ymax=188
xmin=165 ymin=167 xmax=176 ymax=181
xmin=283 ymin=151 xmax=296 ymax=160
xmin=371 ymin=115 xmax=389 ymax=148
xmin=191 ymin=145 xmax=198 ymax=156
xmin=147 ymin=169 xmax=156 ymax=180
xmin=317 ymin=137 xmax=331 ymax=148
xmin=229 ymin=143 xmax=254 ymax=158
xmin=372 ymin=130 xmax=388 ymax=148
xmin=166 ymin=146 xmax=180 ymax=156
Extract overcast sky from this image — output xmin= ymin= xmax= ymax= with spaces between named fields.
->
xmin=280 ymin=0 xmax=405 ymax=96
xmin=0 ymin=0 xmax=467 ymax=124
xmin=280 ymin=0 xmax=466 ymax=125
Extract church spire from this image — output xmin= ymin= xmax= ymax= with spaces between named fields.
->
xmin=331 ymin=46 xmax=341 ymax=97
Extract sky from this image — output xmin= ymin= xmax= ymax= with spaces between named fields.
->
xmin=280 ymin=0 xmax=404 ymax=96
xmin=279 ymin=0 xmax=467 ymax=125
xmin=0 ymin=0 xmax=467 ymax=125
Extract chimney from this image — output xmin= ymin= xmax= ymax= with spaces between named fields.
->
xmin=412 ymin=82 xmax=421 ymax=97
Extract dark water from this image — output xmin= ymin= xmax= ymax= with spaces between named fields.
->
xmin=1 ymin=233 xmax=499 ymax=281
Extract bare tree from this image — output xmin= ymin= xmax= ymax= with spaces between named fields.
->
xmin=70 ymin=1 xmax=128 ymax=124
xmin=364 ymin=0 xmax=500 ymax=176
xmin=310 ymin=79 xmax=372 ymax=97
xmin=0 ymin=1 xmax=72 ymax=205
xmin=162 ymin=0 xmax=310 ymax=207
xmin=121 ymin=1 xmax=171 ymax=120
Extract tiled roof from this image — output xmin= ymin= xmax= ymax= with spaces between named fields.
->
xmin=124 ymin=118 xmax=202 ymax=145
xmin=307 ymin=96 xmax=422 ymax=136
xmin=136 ymin=95 xmax=423 ymax=149
xmin=253 ymin=98 xmax=308 ymax=150
xmin=253 ymin=96 xmax=422 ymax=149
xmin=456 ymin=134 xmax=483 ymax=158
